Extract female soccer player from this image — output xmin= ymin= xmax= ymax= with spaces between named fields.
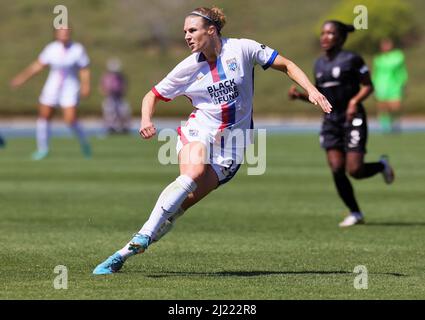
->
xmin=10 ymin=27 xmax=92 ymax=160
xmin=288 ymin=21 xmax=394 ymax=227
xmin=93 ymin=7 xmax=332 ymax=274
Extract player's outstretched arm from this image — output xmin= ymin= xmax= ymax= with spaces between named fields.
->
xmin=10 ymin=60 xmax=45 ymax=89
xmin=139 ymin=91 xmax=160 ymax=139
xmin=271 ymin=55 xmax=332 ymax=114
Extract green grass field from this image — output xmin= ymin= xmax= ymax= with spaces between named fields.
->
xmin=0 ymin=132 xmax=424 ymax=299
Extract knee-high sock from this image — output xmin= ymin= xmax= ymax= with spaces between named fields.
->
xmin=357 ymin=162 xmax=384 ymax=179
xmin=140 ymin=175 xmax=197 ymax=238
xmin=117 ymin=176 xmax=196 ymax=260
xmin=36 ymin=118 xmax=50 ymax=152
xmin=151 ymin=206 xmax=185 ymax=243
xmin=70 ymin=121 xmax=88 ymax=146
xmin=332 ymin=171 xmax=360 ymax=213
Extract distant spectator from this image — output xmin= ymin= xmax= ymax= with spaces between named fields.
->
xmin=100 ymin=58 xmax=132 ymax=134
xmin=372 ymin=38 xmax=408 ymax=133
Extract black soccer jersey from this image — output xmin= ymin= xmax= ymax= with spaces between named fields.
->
xmin=314 ymin=50 xmax=369 ymax=115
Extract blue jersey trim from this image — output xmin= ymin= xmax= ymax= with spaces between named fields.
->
xmin=262 ymin=50 xmax=278 ymax=70
xmin=216 ymin=58 xmax=227 ymax=80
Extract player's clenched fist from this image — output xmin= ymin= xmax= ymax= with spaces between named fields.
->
xmin=139 ymin=120 xmax=156 ymax=139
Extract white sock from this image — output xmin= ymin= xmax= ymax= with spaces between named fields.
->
xmin=152 ymin=206 xmax=185 ymax=242
xmin=70 ymin=121 xmax=88 ymax=146
xmin=36 ymin=118 xmax=50 ymax=153
xmin=140 ymin=175 xmax=196 ymax=238
xmin=117 ymin=176 xmax=196 ymax=260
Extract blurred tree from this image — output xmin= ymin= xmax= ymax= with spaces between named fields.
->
xmin=318 ymin=0 xmax=419 ymax=53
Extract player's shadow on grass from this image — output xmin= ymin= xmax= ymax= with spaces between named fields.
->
xmin=146 ymin=270 xmax=406 ymax=278
xmin=363 ymin=222 xmax=425 ymax=227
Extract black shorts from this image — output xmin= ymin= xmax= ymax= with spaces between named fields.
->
xmin=320 ymin=111 xmax=368 ymax=153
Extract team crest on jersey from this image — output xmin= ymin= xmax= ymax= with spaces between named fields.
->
xmin=332 ymin=66 xmax=341 ymax=78
xmin=226 ymin=58 xmax=238 ymax=72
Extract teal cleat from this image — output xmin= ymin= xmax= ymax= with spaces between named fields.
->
xmin=31 ymin=150 xmax=49 ymax=161
xmin=93 ymin=252 xmax=124 ymax=275
xmin=128 ymin=233 xmax=151 ymax=254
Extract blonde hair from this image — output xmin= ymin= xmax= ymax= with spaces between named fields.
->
xmin=189 ymin=7 xmax=226 ymax=35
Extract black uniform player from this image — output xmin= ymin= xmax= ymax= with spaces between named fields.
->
xmin=316 ymin=50 xmax=369 ymax=153
xmin=288 ymin=20 xmax=395 ymax=227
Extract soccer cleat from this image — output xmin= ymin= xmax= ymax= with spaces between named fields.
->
xmin=31 ymin=150 xmax=49 ymax=161
xmin=93 ymin=252 xmax=125 ymax=275
xmin=380 ymin=155 xmax=394 ymax=184
xmin=339 ymin=212 xmax=365 ymax=227
xmin=128 ymin=233 xmax=151 ymax=254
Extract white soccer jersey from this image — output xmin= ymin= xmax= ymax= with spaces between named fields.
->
xmin=38 ymin=41 xmax=90 ymax=107
xmin=153 ymin=38 xmax=278 ymax=138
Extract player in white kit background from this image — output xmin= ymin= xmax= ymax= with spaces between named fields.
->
xmin=93 ymin=7 xmax=332 ymax=274
xmin=11 ymin=27 xmax=92 ymax=160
